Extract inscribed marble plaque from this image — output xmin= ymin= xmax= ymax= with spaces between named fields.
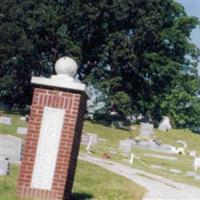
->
xmin=31 ymin=107 xmax=65 ymax=190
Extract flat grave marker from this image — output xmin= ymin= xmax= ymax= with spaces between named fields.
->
xmin=0 ymin=157 xmax=9 ymax=176
xmin=17 ymin=127 xmax=28 ymax=135
xmin=0 ymin=135 xmax=22 ymax=163
xmin=0 ymin=116 xmax=12 ymax=125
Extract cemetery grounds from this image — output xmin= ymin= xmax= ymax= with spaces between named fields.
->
xmin=1 ymin=109 xmax=200 ymax=199
xmin=0 ymin=109 xmax=145 ymax=200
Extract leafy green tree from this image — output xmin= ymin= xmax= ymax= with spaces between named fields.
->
xmin=161 ymin=75 xmax=200 ymax=131
xmin=0 ymin=0 xmax=199 ymax=130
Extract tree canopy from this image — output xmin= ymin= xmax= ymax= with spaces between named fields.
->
xmin=0 ymin=0 xmax=199 ymax=130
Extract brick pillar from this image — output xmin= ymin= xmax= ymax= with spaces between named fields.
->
xmin=17 ymin=57 xmax=87 ymax=200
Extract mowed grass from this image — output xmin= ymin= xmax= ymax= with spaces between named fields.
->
xmin=83 ymin=121 xmax=200 ymax=188
xmin=73 ymin=160 xmax=145 ymax=200
xmin=2 ymin=108 xmax=200 ymax=194
xmin=0 ymin=110 xmax=145 ymax=199
xmin=0 ymin=109 xmax=27 ymax=138
xmin=0 ymin=161 xmax=145 ymax=200
xmin=156 ymin=128 xmax=200 ymax=154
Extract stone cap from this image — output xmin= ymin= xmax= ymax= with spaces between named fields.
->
xmin=31 ymin=57 xmax=87 ymax=95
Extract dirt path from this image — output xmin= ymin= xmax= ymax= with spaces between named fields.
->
xmin=79 ymin=153 xmax=200 ymax=200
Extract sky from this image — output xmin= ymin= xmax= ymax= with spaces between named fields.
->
xmin=177 ymin=0 xmax=200 ymax=73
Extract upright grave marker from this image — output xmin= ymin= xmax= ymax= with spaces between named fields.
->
xmin=17 ymin=57 xmax=87 ymax=200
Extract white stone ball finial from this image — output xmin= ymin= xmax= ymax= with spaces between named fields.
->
xmin=55 ymin=57 xmax=78 ymax=78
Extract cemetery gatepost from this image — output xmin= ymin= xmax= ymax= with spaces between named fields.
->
xmin=17 ymin=57 xmax=87 ymax=200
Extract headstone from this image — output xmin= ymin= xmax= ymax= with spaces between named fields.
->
xmin=0 ymin=135 xmax=22 ymax=163
xmin=144 ymin=153 xmax=177 ymax=161
xmin=17 ymin=127 xmax=28 ymax=135
xmin=188 ymin=150 xmax=196 ymax=157
xmin=158 ymin=116 xmax=172 ymax=132
xmin=81 ymin=133 xmax=98 ymax=146
xmin=194 ymin=157 xmax=200 ymax=171
xmin=185 ymin=171 xmax=196 ymax=177
xmin=135 ymin=139 xmax=173 ymax=153
xmin=20 ymin=116 xmax=26 ymax=121
xmin=0 ymin=157 xmax=9 ymax=176
xmin=139 ymin=122 xmax=154 ymax=137
xmin=138 ymin=140 xmax=158 ymax=149
xmin=169 ymin=169 xmax=181 ymax=174
xmin=119 ymin=139 xmax=134 ymax=154
xmin=0 ymin=116 xmax=12 ymax=125
xmin=194 ymin=175 xmax=200 ymax=181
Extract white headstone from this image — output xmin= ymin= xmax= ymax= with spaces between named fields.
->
xmin=188 ymin=150 xmax=196 ymax=157
xmin=158 ymin=116 xmax=172 ymax=132
xmin=194 ymin=175 xmax=200 ymax=181
xmin=139 ymin=123 xmax=154 ymax=137
xmin=0 ymin=135 xmax=22 ymax=163
xmin=17 ymin=127 xmax=28 ymax=135
xmin=0 ymin=157 xmax=9 ymax=176
xmin=81 ymin=133 xmax=98 ymax=146
xmin=20 ymin=116 xmax=26 ymax=121
xmin=169 ymin=168 xmax=181 ymax=174
xmin=185 ymin=171 xmax=196 ymax=177
xmin=0 ymin=116 xmax=12 ymax=125
xmin=194 ymin=157 xmax=200 ymax=171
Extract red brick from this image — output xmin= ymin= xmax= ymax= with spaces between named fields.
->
xmin=17 ymin=87 xmax=87 ymax=200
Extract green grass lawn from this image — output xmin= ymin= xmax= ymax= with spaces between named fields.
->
xmin=0 ymin=109 xmax=27 ymax=138
xmin=73 ymin=160 xmax=145 ymax=200
xmin=83 ymin=121 xmax=200 ymax=188
xmin=0 ymin=109 xmax=145 ymax=200
xmin=1 ymin=108 xmax=200 ymax=197
xmin=0 ymin=161 xmax=145 ymax=200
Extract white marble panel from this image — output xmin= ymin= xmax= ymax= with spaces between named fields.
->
xmin=31 ymin=107 xmax=65 ymax=190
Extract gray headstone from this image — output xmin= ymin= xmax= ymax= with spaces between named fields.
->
xmin=0 ymin=135 xmax=22 ymax=163
xmin=139 ymin=123 xmax=154 ymax=137
xmin=194 ymin=175 xmax=200 ymax=181
xmin=119 ymin=139 xmax=134 ymax=154
xmin=185 ymin=171 xmax=196 ymax=177
xmin=188 ymin=150 xmax=196 ymax=157
xmin=138 ymin=140 xmax=158 ymax=149
xmin=158 ymin=116 xmax=172 ymax=132
xmin=169 ymin=168 xmax=181 ymax=174
xmin=0 ymin=157 xmax=9 ymax=176
xmin=81 ymin=133 xmax=98 ymax=146
xmin=20 ymin=116 xmax=26 ymax=121
xmin=0 ymin=116 xmax=12 ymax=125
xmin=17 ymin=127 xmax=28 ymax=135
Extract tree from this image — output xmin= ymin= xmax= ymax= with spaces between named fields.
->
xmin=0 ymin=0 xmax=199 ymax=130
xmin=161 ymin=75 xmax=200 ymax=131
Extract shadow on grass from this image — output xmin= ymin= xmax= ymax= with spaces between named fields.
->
xmin=71 ymin=192 xmax=93 ymax=200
